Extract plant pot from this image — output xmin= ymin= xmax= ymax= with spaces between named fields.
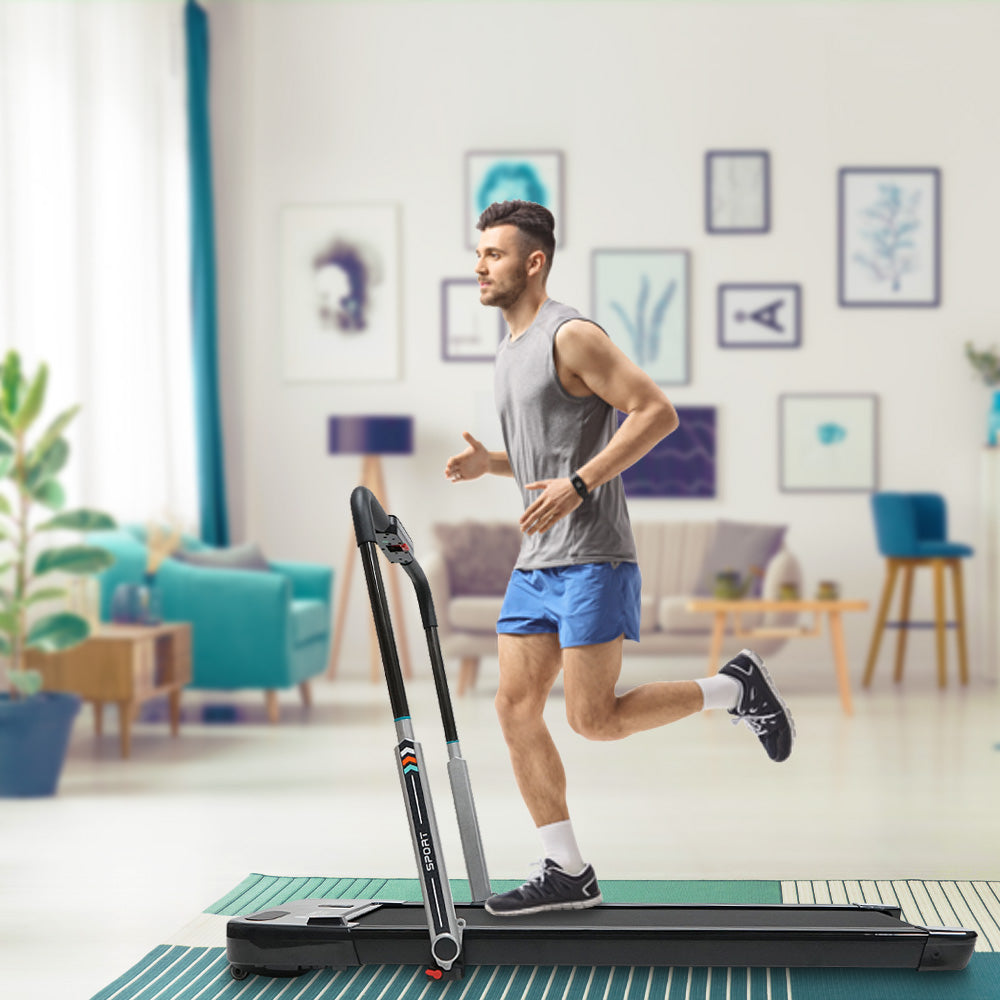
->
xmin=0 ymin=691 xmax=81 ymax=797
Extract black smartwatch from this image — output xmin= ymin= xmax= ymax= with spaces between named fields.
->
xmin=570 ymin=473 xmax=589 ymax=500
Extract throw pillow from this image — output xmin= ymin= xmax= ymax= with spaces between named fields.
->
xmin=433 ymin=522 xmax=521 ymax=597
xmin=696 ymin=519 xmax=787 ymax=597
xmin=172 ymin=541 xmax=271 ymax=572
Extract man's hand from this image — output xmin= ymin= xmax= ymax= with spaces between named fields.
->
xmin=520 ymin=478 xmax=582 ymax=535
xmin=445 ymin=431 xmax=490 ymax=483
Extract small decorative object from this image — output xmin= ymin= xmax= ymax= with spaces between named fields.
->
xmin=779 ymin=393 xmax=879 ymax=493
xmin=816 ymin=580 xmax=841 ymax=601
xmin=142 ymin=521 xmax=181 ymax=626
xmin=838 ymin=167 xmax=941 ymax=308
xmin=778 ymin=582 xmax=801 ymax=601
xmin=620 ymin=406 xmax=716 ymax=498
xmin=441 ymin=278 xmax=505 ymax=361
xmin=465 ymin=150 xmax=564 ymax=248
xmin=592 ymin=249 xmax=691 ymax=385
xmin=964 ymin=342 xmax=1000 ymax=445
xmin=0 ymin=350 xmax=116 ymax=796
xmin=705 ymin=150 xmax=771 ymax=234
xmin=713 ymin=567 xmax=761 ymax=600
xmin=111 ymin=582 xmax=152 ymax=625
xmin=718 ymin=284 xmax=802 ymax=349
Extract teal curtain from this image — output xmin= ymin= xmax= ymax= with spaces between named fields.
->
xmin=184 ymin=0 xmax=229 ymax=545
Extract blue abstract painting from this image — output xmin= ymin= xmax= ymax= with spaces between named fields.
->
xmin=466 ymin=151 xmax=563 ymax=248
xmin=620 ymin=406 xmax=715 ymax=498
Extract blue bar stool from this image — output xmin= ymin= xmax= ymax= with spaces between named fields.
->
xmin=864 ymin=492 xmax=973 ymax=688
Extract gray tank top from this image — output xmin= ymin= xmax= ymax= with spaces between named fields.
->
xmin=494 ymin=298 xmax=637 ymax=571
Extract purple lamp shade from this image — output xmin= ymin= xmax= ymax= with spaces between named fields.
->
xmin=327 ymin=415 xmax=414 ymax=455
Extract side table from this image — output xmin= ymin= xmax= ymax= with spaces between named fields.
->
xmin=26 ymin=622 xmax=192 ymax=758
xmin=685 ymin=599 xmax=868 ymax=716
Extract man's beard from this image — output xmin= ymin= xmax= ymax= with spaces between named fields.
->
xmin=482 ymin=274 xmax=527 ymax=310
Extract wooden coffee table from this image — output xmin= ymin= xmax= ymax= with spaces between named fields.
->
xmin=686 ymin=598 xmax=868 ymax=716
xmin=27 ymin=622 xmax=192 ymax=757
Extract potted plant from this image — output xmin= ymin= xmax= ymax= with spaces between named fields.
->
xmin=0 ymin=350 xmax=117 ymax=796
xmin=964 ymin=342 xmax=1000 ymax=445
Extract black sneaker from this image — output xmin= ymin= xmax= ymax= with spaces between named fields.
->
xmin=720 ymin=648 xmax=795 ymax=763
xmin=485 ymin=859 xmax=602 ymax=917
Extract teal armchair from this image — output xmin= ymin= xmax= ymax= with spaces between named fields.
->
xmin=87 ymin=527 xmax=334 ymax=722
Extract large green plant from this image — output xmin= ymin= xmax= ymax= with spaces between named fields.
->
xmin=0 ymin=350 xmax=117 ymax=697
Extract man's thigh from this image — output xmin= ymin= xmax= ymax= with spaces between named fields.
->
xmin=497 ymin=632 xmax=563 ymax=707
xmin=562 ymin=636 xmax=625 ymax=718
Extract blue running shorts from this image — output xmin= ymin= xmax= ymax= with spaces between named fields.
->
xmin=496 ymin=562 xmax=642 ymax=648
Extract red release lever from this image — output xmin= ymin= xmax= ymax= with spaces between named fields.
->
xmin=424 ymin=968 xmax=443 ymax=980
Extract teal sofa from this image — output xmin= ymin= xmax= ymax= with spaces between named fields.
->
xmin=87 ymin=527 xmax=334 ymax=722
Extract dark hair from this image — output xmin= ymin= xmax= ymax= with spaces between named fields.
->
xmin=476 ymin=200 xmax=556 ymax=277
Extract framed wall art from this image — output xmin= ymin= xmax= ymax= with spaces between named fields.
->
xmin=779 ymin=393 xmax=879 ymax=493
xmin=441 ymin=278 xmax=505 ymax=361
xmin=838 ymin=167 xmax=941 ymax=307
xmin=718 ymin=283 xmax=802 ymax=348
xmin=465 ymin=150 xmax=564 ymax=248
xmin=591 ymin=248 xmax=690 ymax=385
xmin=620 ymin=406 xmax=716 ymax=498
xmin=280 ymin=203 xmax=400 ymax=381
xmin=705 ymin=150 xmax=771 ymax=234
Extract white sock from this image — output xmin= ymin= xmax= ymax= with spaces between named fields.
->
xmin=538 ymin=819 xmax=586 ymax=874
xmin=696 ymin=674 xmax=742 ymax=711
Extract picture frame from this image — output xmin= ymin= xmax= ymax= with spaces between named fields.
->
xmin=280 ymin=203 xmax=400 ymax=382
xmin=779 ymin=393 xmax=879 ymax=493
xmin=441 ymin=278 xmax=505 ymax=361
xmin=705 ymin=150 xmax=771 ymax=234
xmin=718 ymin=283 xmax=802 ymax=348
xmin=621 ymin=406 xmax=716 ymax=498
xmin=591 ymin=249 xmax=690 ymax=385
xmin=465 ymin=150 xmax=564 ymax=249
xmin=838 ymin=167 xmax=941 ymax=307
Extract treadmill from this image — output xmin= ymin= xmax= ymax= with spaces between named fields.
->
xmin=226 ymin=487 xmax=977 ymax=981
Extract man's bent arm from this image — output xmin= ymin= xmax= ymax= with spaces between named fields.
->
xmin=556 ymin=320 xmax=678 ymax=491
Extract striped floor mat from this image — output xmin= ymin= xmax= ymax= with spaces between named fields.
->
xmin=89 ymin=875 xmax=1000 ymax=1000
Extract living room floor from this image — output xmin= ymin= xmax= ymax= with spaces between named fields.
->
xmin=3 ymin=653 xmax=999 ymax=1000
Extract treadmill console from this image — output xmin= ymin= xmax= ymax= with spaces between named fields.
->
xmin=376 ymin=516 xmax=414 ymax=565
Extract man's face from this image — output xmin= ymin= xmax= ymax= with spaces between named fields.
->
xmin=474 ymin=225 xmax=530 ymax=309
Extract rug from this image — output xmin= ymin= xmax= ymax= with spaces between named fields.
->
xmin=89 ymin=875 xmax=1000 ymax=1000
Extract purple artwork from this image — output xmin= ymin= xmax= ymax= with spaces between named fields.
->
xmin=620 ymin=406 xmax=716 ymax=498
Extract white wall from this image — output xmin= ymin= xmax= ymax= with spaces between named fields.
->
xmin=206 ymin=0 xmax=1000 ymax=684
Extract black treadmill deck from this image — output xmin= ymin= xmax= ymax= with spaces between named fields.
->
xmin=226 ymin=898 xmax=977 ymax=975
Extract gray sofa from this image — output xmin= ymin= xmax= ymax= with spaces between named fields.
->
xmin=424 ymin=519 xmax=803 ymax=693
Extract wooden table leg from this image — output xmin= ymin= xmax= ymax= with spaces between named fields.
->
xmin=117 ymin=701 xmax=132 ymax=759
xmin=827 ymin=610 xmax=854 ymax=716
xmin=168 ymin=689 xmax=182 ymax=737
xmin=93 ymin=701 xmax=104 ymax=739
xmin=707 ymin=611 xmax=727 ymax=675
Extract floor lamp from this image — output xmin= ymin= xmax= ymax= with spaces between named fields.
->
xmin=326 ymin=415 xmax=414 ymax=683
